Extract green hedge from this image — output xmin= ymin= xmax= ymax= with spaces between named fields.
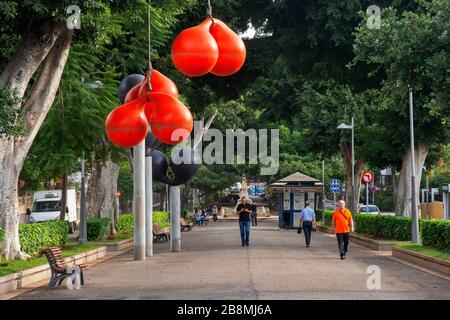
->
xmin=87 ymin=218 xmax=111 ymax=241
xmin=0 ymin=220 xmax=69 ymax=257
xmin=354 ymin=214 xmax=411 ymax=240
xmin=421 ymin=220 xmax=450 ymax=252
xmin=115 ymin=211 xmax=169 ymax=236
xmin=315 ymin=209 xmax=334 ymax=225
xmin=116 ymin=214 xmax=133 ymax=235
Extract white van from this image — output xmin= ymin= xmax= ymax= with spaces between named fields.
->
xmin=28 ymin=190 xmax=77 ymax=230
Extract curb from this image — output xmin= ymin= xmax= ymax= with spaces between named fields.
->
xmin=392 ymin=246 xmax=450 ymax=277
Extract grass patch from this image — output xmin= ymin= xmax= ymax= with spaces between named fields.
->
xmin=0 ymin=242 xmax=101 ymax=277
xmin=97 ymin=233 xmax=133 ymax=243
xmin=396 ymin=242 xmax=450 ymax=261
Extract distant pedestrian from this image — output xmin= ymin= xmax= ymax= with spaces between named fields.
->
xmin=236 ymin=196 xmax=252 ymax=246
xmin=299 ymin=201 xmax=316 ymax=247
xmin=249 ymin=199 xmax=258 ymax=226
xmin=332 ymin=200 xmax=354 ymax=259
xmin=194 ymin=208 xmax=202 ymax=226
xmin=212 ymin=205 xmax=218 ymax=222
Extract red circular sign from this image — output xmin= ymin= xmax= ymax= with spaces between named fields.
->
xmin=362 ymin=172 xmax=373 ymax=184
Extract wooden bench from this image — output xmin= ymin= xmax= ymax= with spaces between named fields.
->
xmin=180 ymin=218 xmax=193 ymax=231
xmin=41 ymin=247 xmax=87 ymax=288
xmin=153 ymin=224 xmax=170 ymax=242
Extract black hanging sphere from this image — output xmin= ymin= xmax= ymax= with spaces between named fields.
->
xmin=118 ymin=74 xmax=145 ymax=103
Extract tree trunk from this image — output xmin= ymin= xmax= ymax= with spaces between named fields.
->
xmin=181 ymin=182 xmax=191 ymax=214
xmin=87 ymin=160 xmax=102 ymax=219
xmin=159 ymin=191 xmax=166 ymax=211
xmin=0 ymin=23 xmax=72 ymax=260
xmin=99 ymin=158 xmax=120 ymax=236
xmin=395 ymin=144 xmax=428 ymax=216
xmin=86 ymin=158 xmax=120 ymax=235
xmin=340 ymin=144 xmax=366 ymax=214
xmin=59 ymin=173 xmax=68 ymax=221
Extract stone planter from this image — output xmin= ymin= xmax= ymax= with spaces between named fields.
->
xmin=97 ymin=238 xmax=133 ymax=252
xmin=0 ymin=246 xmax=107 ymax=296
xmin=393 ymin=246 xmax=450 ymax=277
xmin=350 ymin=234 xmax=396 ymax=251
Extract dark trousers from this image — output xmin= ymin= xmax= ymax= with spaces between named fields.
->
xmin=239 ymin=220 xmax=251 ymax=244
xmin=302 ymin=221 xmax=313 ymax=245
xmin=251 ymin=214 xmax=257 ymax=226
xmin=336 ymin=233 xmax=350 ymax=256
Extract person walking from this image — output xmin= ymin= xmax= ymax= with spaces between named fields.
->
xmin=249 ymin=199 xmax=258 ymax=226
xmin=299 ymin=201 xmax=316 ymax=247
xmin=194 ymin=208 xmax=202 ymax=226
xmin=332 ymin=200 xmax=354 ymax=259
xmin=212 ymin=205 xmax=218 ymax=222
xmin=236 ymin=197 xmax=252 ymax=246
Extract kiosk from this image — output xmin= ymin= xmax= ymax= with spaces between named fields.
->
xmin=269 ymin=172 xmax=324 ymax=229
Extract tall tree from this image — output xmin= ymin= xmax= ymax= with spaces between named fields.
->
xmin=352 ymin=0 xmax=450 ymax=215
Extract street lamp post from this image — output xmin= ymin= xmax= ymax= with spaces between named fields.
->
xmin=409 ymin=85 xmax=419 ymax=243
xmin=337 ymin=117 xmax=355 ymax=214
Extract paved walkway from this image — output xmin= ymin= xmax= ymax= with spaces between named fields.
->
xmin=13 ymin=220 xmax=450 ymax=300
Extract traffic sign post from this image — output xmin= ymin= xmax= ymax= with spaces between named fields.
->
xmin=362 ymin=172 xmax=374 ymax=210
xmin=330 ymin=179 xmax=340 ymax=206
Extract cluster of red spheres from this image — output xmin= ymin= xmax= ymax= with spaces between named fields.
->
xmin=105 ymin=69 xmax=193 ymax=147
xmin=105 ymin=15 xmax=246 ymax=149
xmin=171 ymin=18 xmax=246 ymax=77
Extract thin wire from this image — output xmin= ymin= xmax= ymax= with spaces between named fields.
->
xmin=147 ymin=0 xmax=152 ymax=93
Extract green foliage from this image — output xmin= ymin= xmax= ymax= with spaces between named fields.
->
xmin=116 ymin=214 xmax=133 ymax=235
xmin=315 ymin=209 xmax=334 ymax=226
xmin=375 ymin=185 xmax=394 ymax=212
xmin=0 ymin=86 xmax=25 ymax=137
xmin=115 ymin=211 xmax=169 ymax=235
xmin=153 ymin=211 xmax=170 ymax=229
xmin=421 ymin=220 xmax=450 ymax=253
xmin=117 ymin=161 xmax=133 ymax=203
xmin=4 ymin=221 xmax=70 ymax=257
xmin=86 ymin=218 xmax=111 ymax=241
xmin=354 ymin=214 xmax=411 ymax=240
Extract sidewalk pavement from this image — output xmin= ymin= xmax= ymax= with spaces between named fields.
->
xmin=12 ymin=220 xmax=450 ymax=300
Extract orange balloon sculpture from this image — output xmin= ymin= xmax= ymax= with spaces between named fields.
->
xmin=171 ymin=19 xmax=219 ymax=77
xmin=105 ymin=95 xmax=148 ymax=148
xmin=147 ymin=92 xmax=193 ymax=145
xmin=209 ymin=18 xmax=246 ymax=76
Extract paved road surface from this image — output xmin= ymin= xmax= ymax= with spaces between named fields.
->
xmin=13 ymin=220 xmax=450 ymax=300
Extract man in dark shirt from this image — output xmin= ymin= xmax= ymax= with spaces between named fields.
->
xmin=236 ymin=197 xmax=252 ymax=246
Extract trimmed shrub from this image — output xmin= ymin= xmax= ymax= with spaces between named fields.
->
xmin=87 ymin=218 xmax=111 ymax=241
xmin=0 ymin=221 xmax=69 ymax=257
xmin=354 ymin=214 xmax=411 ymax=240
xmin=115 ymin=211 xmax=169 ymax=236
xmin=421 ymin=220 xmax=450 ymax=252
xmin=154 ymin=211 xmax=170 ymax=228
xmin=315 ymin=209 xmax=334 ymax=226
xmin=116 ymin=214 xmax=133 ymax=235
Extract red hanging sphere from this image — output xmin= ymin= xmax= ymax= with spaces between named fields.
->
xmin=171 ymin=19 xmax=219 ymax=77
xmin=138 ymin=69 xmax=179 ymax=98
xmin=209 ymin=18 xmax=246 ymax=76
xmin=105 ymin=96 xmax=148 ymax=148
xmin=124 ymin=82 xmax=141 ymax=103
xmin=147 ymin=92 xmax=193 ymax=145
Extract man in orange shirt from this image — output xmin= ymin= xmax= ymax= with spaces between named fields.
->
xmin=332 ymin=200 xmax=354 ymax=259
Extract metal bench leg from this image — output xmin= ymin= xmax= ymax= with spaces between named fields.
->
xmin=80 ymin=269 xmax=84 ymax=286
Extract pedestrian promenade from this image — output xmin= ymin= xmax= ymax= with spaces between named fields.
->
xmin=12 ymin=220 xmax=450 ymax=300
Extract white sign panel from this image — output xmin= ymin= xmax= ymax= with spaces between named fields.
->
xmin=293 ymin=193 xmax=304 ymax=211
xmin=283 ymin=192 xmax=290 ymax=210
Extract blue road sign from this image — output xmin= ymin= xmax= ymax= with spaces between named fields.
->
xmin=330 ymin=179 xmax=340 ymax=193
